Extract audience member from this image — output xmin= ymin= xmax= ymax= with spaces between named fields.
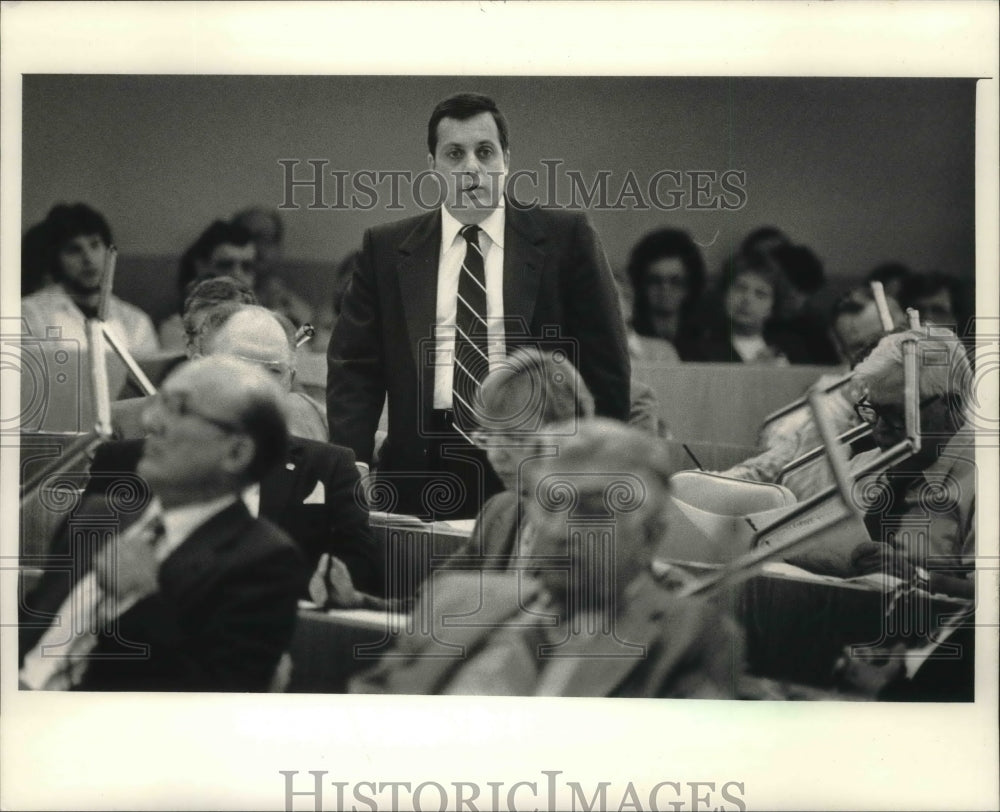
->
xmin=850 ymin=328 xmax=974 ymax=593
xmin=687 ymin=252 xmax=792 ymax=364
xmin=720 ymin=286 xmax=905 ymax=497
xmin=625 ymin=227 xmax=706 ymax=362
xmin=101 ymin=305 xmax=380 ymax=600
xmin=20 ymin=356 xmax=307 ymax=691
xmin=159 ymin=220 xmax=258 ymax=350
xmin=441 ymin=348 xmax=595 ymax=572
xmin=180 ymin=274 xmax=258 ymax=356
xmin=899 ymin=270 xmax=971 ymax=337
xmin=328 ymin=92 xmax=629 ymax=520
xmin=768 ymin=243 xmax=840 ymax=365
xmin=865 ymin=261 xmax=914 ymax=302
xmin=232 ymin=206 xmax=315 ymax=328
xmin=21 ymin=203 xmax=159 ymax=356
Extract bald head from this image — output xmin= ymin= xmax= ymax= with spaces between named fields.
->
xmin=139 ymin=356 xmax=289 ymax=503
xmin=204 ymin=305 xmax=295 ymax=391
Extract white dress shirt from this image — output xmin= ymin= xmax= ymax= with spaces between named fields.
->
xmin=432 ymin=203 xmax=507 ymax=409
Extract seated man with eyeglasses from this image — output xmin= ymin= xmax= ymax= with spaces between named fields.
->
xmin=81 ymin=304 xmax=383 ymax=607
xmin=848 ymin=328 xmax=975 ymax=597
xmin=20 ymin=357 xmax=307 ymax=691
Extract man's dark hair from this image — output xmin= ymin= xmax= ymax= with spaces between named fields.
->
xmin=238 ymin=389 xmax=289 ymax=482
xmin=866 ymin=261 xmax=913 ymax=289
xmin=42 ymin=203 xmax=113 ymax=279
xmin=738 ymin=225 xmax=789 ymax=257
xmin=176 ymin=220 xmax=256 ymax=305
xmin=427 ymin=93 xmax=509 ymax=156
xmin=626 ymin=228 xmax=706 ymax=338
xmin=898 ymin=270 xmax=960 ymax=309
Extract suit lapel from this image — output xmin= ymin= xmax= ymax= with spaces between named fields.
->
xmin=503 ymin=204 xmax=546 ymax=335
xmin=396 ymin=211 xmax=442 ymax=377
xmin=157 ymin=500 xmax=252 ymax=601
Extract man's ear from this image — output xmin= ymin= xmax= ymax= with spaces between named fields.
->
xmin=220 ymin=434 xmax=256 ymax=478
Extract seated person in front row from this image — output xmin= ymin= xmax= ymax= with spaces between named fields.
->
xmin=113 ymin=287 xmax=327 ymax=442
xmin=440 ymin=347 xmax=596 ymax=571
xmin=351 ymin=419 xmax=745 ymax=697
xmin=720 ymin=285 xmax=906 ymax=498
xmin=20 ymin=357 xmax=307 ymax=691
xmin=91 ymin=305 xmax=383 ymax=604
xmin=847 ymin=328 xmax=975 ymax=597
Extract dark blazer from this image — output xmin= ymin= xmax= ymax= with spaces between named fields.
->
xmin=439 ymin=490 xmax=521 ymax=571
xmin=24 ymin=499 xmax=305 ymax=692
xmin=80 ymin=437 xmax=383 ymax=595
xmin=327 ymin=203 xmax=630 ymax=472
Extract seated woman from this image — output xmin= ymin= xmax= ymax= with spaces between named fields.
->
xmin=441 ymin=347 xmax=596 ymax=571
xmin=687 ymin=251 xmax=792 ymax=365
xmin=625 ymin=228 xmax=706 ymax=363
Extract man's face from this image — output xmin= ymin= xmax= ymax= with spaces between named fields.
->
xmin=138 ymin=363 xmax=248 ymax=499
xmin=834 ymin=304 xmax=887 ymax=365
xmin=526 ymin=466 xmax=658 ymax=613
xmin=913 ymin=289 xmax=956 ymax=327
xmin=197 ymin=242 xmax=257 ymax=288
xmin=57 ymin=233 xmax=107 ymax=293
xmin=858 ymin=382 xmax=955 ymax=454
xmin=429 ymin=112 xmax=509 ymax=224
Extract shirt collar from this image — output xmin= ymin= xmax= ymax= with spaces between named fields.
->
xmin=155 ymin=493 xmax=240 ymax=559
xmin=440 ymin=199 xmax=505 ymax=252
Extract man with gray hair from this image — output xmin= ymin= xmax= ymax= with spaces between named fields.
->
xmin=850 ymin=327 xmax=975 ymax=591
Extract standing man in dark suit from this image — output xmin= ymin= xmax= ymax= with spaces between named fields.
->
xmin=327 ymin=92 xmax=630 ymax=519
xmin=20 ymin=356 xmax=307 ymax=691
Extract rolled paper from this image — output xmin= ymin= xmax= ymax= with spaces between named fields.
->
xmin=869 ymin=280 xmax=895 ymax=332
xmin=102 ymin=324 xmax=156 ymax=396
xmin=902 ymin=337 xmax=921 ymax=453
xmin=97 ymin=245 xmax=118 ymax=322
xmin=906 ymin=307 xmax=921 ymax=329
xmin=86 ymin=319 xmax=113 ymax=439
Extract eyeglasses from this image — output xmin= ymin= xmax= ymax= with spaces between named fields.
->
xmin=469 ymin=429 xmax=538 ymax=451
xmin=151 ymin=390 xmax=244 ymax=434
xmin=853 ymin=395 xmax=941 ymax=429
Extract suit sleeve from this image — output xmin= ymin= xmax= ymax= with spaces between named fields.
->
xmin=326 ymin=229 xmax=387 ymax=464
xmin=564 ymin=214 xmax=631 ymax=421
xmin=325 ymin=449 xmax=385 ymax=596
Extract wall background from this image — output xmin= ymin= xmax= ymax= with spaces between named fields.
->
xmin=22 ymin=75 xmax=975 ymax=322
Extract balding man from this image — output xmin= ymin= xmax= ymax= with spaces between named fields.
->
xmin=90 ymin=305 xmax=383 ymax=600
xmin=20 ymin=357 xmax=307 ymax=691
xmin=850 ymin=327 xmax=975 ymax=591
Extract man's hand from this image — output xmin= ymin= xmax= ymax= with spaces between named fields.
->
xmin=93 ymin=538 xmax=159 ymax=603
xmin=309 ymin=553 xmax=390 ymax=610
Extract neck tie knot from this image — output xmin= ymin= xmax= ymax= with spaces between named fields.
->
xmin=460 ymin=224 xmax=481 ymax=246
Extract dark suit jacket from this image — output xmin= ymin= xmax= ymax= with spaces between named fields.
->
xmin=327 ymin=203 xmax=630 ymax=473
xmin=439 ymin=490 xmax=522 ymax=571
xmin=23 ymin=499 xmax=305 ymax=692
xmin=78 ymin=437 xmax=383 ymax=595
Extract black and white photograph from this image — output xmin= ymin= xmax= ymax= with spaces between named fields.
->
xmin=2 ymin=2 xmax=998 ymax=810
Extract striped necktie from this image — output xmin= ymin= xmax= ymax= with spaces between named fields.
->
xmin=453 ymin=224 xmax=490 ymax=433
